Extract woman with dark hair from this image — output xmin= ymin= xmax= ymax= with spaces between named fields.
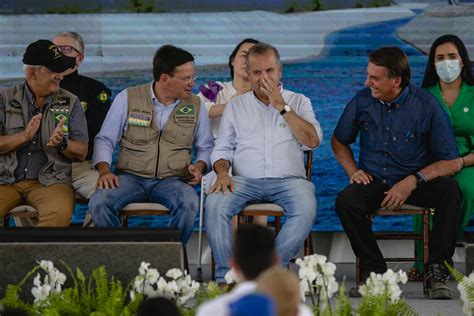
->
xmin=412 ymin=34 xmax=474 ymax=279
xmin=198 ymin=38 xmax=259 ymax=139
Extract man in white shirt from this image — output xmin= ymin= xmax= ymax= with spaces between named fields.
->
xmin=196 ymin=224 xmax=312 ymax=316
xmin=205 ymin=42 xmax=323 ymax=284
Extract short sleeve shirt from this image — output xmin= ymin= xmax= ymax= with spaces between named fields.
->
xmin=333 ymin=84 xmax=459 ymax=186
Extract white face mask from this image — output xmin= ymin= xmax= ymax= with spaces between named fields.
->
xmin=435 ymin=59 xmax=462 ymax=83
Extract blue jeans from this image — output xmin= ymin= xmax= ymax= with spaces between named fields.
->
xmin=205 ymin=176 xmax=316 ymax=283
xmin=89 ymin=172 xmax=198 ymax=244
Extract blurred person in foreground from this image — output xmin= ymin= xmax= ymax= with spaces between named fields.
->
xmin=196 ymin=224 xmax=312 ymax=316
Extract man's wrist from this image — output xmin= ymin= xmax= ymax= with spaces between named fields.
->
xmin=414 ymin=171 xmax=428 ymax=188
xmin=56 ymin=137 xmax=68 ymax=152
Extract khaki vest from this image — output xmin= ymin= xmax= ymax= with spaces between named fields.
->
xmin=0 ymin=83 xmax=77 ymax=186
xmin=116 ymin=83 xmax=200 ymax=178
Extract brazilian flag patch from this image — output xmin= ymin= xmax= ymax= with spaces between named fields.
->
xmin=98 ymin=91 xmax=109 ymax=103
xmin=53 ymin=112 xmax=69 ymax=134
xmin=175 ymin=104 xmax=196 ymax=123
xmin=177 ymin=105 xmax=195 ymax=115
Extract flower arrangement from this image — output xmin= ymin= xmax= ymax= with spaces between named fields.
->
xmin=296 ymin=254 xmax=339 ymax=315
xmin=295 ymin=254 xmax=419 ymax=316
xmin=357 ymin=269 xmax=417 ymax=316
xmin=3 ymin=258 xmax=473 ymax=315
xmin=0 ymin=260 xmax=201 ymax=316
xmin=130 ymin=262 xmax=200 ymax=306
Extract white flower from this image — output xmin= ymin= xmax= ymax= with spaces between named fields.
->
xmin=157 ymin=276 xmax=168 ymax=293
xmin=38 ymin=260 xmax=54 ymax=272
xmin=130 ymin=263 xmax=200 ymax=306
xmin=297 ymin=254 xmax=339 ymax=303
xmin=299 ymin=266 xmax=317 ymax=283
xmin=359 ymin=269 xmax=406 ymax=303
xmin=225 ymin=268 xmax=238 ymax=285
xmin=145 ymin=268 xmax=160 ymax=284
xmin=31 ymin=273 xmax=52 ymax=303
xmin=166 ymin=268 xmax=183 ymax=280
xmin=139 ymin=262 xmax=150 ymax=275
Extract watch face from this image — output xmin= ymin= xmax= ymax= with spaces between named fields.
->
xmin=284 ymin=105 xmax=291 ymax=112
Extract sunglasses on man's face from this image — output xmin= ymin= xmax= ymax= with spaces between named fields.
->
xmin=57 ymin=45 xmax=82 ymax=55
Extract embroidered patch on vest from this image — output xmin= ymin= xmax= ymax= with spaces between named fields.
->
xmin=51 ymin=108 xmax=70 ymax=134
xmin=175 ymin=104 xmax=196 ymax=123
xmin=127 ymin=111 xmax=152 ymax=127
xmin=80 ymin=101 xmax=88 ymax=112
xmin=98 ymin=91 xmax=109 ymax=103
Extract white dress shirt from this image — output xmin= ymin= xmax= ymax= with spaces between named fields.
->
xmin=211 ymin=88 xmax=323 ymax=178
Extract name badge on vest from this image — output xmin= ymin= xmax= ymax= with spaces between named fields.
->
xmin=127 ymin=111 xmax=152 ymax=127
xmin=175 ymin=104 xmax=196 ymax=123
xmin=51 ymin=108 xmax=70 ymax=135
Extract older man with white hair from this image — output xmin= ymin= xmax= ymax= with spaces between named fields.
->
xmin=0 ymin=39 xmax=88 ymax=226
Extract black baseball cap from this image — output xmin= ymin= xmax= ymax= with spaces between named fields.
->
xmin=22 ymin=39 xmax=76 ymax=73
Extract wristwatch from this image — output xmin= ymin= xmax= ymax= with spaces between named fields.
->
xmin=280 ymin=104 xmax=291 ymax=116
xmin=57 ymin=137 xmax=69 ymax=152
xmin=414 ymin=172 xmax=427 ymax=188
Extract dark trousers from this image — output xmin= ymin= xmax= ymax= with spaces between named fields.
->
xmin=335 ymin=177 xmax=462 ymax=275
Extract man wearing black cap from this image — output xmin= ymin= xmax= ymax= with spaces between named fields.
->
xmin=53 ymin=32 xmax=112 ymax=200
xmin=0 ymin=39 xmax=88 ymax=227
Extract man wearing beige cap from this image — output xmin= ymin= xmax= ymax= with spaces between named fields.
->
xmin=0 ymin=39 xmax=88 ymax=227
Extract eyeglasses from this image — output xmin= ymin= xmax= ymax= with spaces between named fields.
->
xmin=169 ymin=74 xmax=197 ymax=84
xmin=57 ymin=45 xmax=82 ymax=55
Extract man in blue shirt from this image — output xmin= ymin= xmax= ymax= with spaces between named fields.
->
xmin=332 ymin=46 xmax=462 ymax=299
xmin=89 ymin=45 xmax=213 ymax=244
xmin=205 ymin=43 xmax=323 ymax=284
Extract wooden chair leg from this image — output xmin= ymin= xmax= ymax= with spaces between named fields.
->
xmin=183 ymin=246 xmax=189 ymax=273
xmin=422 ymin=211 xmax=430 ymax=294
xmin=211 ymin=252 xmax=215 ymax=281
xmin=356 ymin=257 xmax=361 ymax=287
xmin=304 ymin=233 xmax=314 ymax=256
xmin=121 ymin=215 xmax=129 ymax=227
xmin=275 ymin=216 xmax=281 ymax=232
xmin=3 ymin=216 xmax=10 ymax=227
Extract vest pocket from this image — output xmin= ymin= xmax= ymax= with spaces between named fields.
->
xmin=166 ymin=122 xmax=195 ymax=145
xmin=168 ymin=160 xmax=187 ymax=171
xmin=6 ymin=113 xmax=25 ymax=130
xmin=129 ymin=160 xmax=147 ymax=171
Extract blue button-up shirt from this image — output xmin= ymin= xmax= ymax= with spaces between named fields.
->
xmin=333 ymin=84 xmax=459 ymax=186
xmin=93 ymin=83 xmax=213 ymax=169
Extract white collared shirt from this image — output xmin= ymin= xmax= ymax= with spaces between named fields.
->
xmin=210 ymin=89 xmax=322 ymax=178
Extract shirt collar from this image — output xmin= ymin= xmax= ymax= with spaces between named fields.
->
xmin=378 ymin=86 xmax=409 ymax=109
xmin=233 ymin=281 xmax=257 ymax=295
xmin=150 ymin=81 xmax=180 ymax=109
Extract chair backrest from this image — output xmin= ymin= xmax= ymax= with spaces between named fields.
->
xmin=304 ymin=150 xmax=313 ymax=182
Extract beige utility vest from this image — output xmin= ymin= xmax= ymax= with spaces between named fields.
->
xmin=0 ymin=83 xmax=76 ymax=186
xmin=116 ymin=83 xmax=200 ymax=178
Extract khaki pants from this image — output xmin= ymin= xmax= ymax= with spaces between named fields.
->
xmin=0 ymin=180 xmax=75 ymax=227
xmin=72 ymin=160 xmax=99 ymax=199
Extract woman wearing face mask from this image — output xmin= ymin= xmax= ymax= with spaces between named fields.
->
xmin=198 ymin=38 xmax=259 ymax=139
xmin=410 ymin=34 xmax=474 ymax=280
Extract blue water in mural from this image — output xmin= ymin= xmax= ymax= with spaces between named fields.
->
xmin=1 ymin=11 xmax=435 ymax=232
